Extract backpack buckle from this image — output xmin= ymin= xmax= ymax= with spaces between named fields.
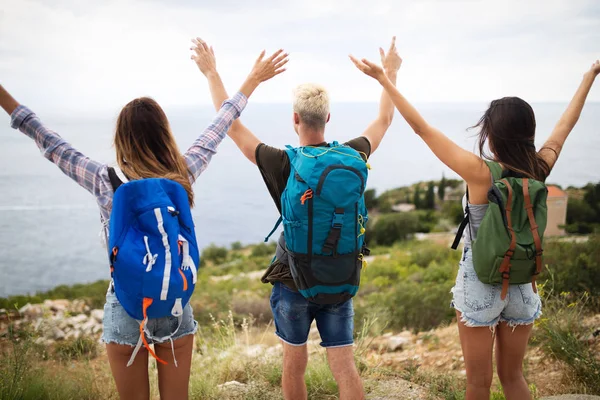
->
xmin=332 ymin=209 xmax=345 ymax=229
xmin=501 ymin=271 xmax=510 ymax=279
xmin=505 ymin=249 xmax=515 ymax=258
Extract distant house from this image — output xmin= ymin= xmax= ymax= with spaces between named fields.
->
xmin=546 ymin=186 xmax=568 ymax=237
xmin=391 ymin=203 xmax=416 ymax=213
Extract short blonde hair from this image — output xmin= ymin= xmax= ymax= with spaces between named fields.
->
xmin=293 ymin=83 xmax=330 ymax=129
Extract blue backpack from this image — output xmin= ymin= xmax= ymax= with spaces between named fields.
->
xmin=265 ymin=142 xmax=370 ymax=304
xmin=107 ymin=168 xmax=199 ymax=366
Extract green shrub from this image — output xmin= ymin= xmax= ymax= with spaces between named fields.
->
xmin=0 ymin=326 xmax=109 ymax=400
xmin=533 ymin=290 xmax=600 ymax=394
xmin=0 ymin=280 xmax=109 ymax=311
xmin=441 ymin=200 xmax=465 ymax=225
xmin=364 ymin=188 xmax=378 ymax=210
xmin=567 ymin=198 xmax=596 ymax=225
xmin=250 ymin=242 xmax=276 ymax=257
xmin=202 ymin=244 xmax=229 ymax=265
xmin=565 ymin=222 xmax=598 ymax=235
xmin=54 ymin=337 xmax=98 ymax=362
xmin=543 ymin=236 xmax=600 ymax=305
xmin=231 ymin=241 xmax=243 ymax=251
xmin=369 ymin=213 xmax=420 ymax=246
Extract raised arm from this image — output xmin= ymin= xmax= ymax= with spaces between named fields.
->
xmin=191 ymin=38 xmax=288 ymax=165
xmin=0 ymin=84 xmax=108 ymax=196
xmin=539 ymin=60 xmax=599 ymax=170
xmin=0 ymin=85 xmax=19 ymax=115
xmin=360 ymin=37 xmax=401 ymax=154
xmin=349 ymin=56 xmax=489 ymax=184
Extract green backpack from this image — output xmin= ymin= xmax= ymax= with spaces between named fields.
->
xmin=451 ymin=161 xmax=548 ymax=300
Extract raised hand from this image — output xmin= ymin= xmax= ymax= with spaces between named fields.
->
xmin=248 ymin=49 xmax=289 ymax=84
xmin=237 ymin=49 xmax=288 ymax=99
xmin=349 ymin=55 xmax=386 ymax=82
xmin=380 ymin=36 xmax=402 ymax=74
xmin=190 ymin=38 xmax=217 ymax=76
xmin=588 ymin=60 xmax=600 ymax=77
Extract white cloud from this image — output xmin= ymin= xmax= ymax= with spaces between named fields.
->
xmin=0 ymin=0 xmax=598 ymax=114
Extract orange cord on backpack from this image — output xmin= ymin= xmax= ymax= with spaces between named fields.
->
xmin=140 ymin=298 xmax=168 ymax=365
xmin=300 ymin=189 xmax=313 ymax=205
xmin=178 ymin=269 xmax=188 ymax=291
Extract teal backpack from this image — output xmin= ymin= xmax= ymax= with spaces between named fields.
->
xmin=452 ymin=161 xmax=548 ymax=299
xmin=265 ymin=142 xmax=370 ymax=304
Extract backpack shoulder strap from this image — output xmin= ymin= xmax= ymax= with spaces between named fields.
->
xmin=522 ymin=178 xmax=543 ymax=293
xmin=484 ymin=161 xmax=503 ymax=182
xmin=498 ymin=178 xmax=517 ymax=300
xmin=107 ymin=167 xmax=123 ymax=192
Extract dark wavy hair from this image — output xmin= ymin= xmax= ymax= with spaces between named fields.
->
xmin=473 ymin=97 xmax=555 ymax=182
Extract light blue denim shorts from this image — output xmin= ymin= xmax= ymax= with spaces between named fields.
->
xmin=451 ymin=247 xmax=542 ymax=328
xmin=101 ymin=283 xmax=198 ymax=347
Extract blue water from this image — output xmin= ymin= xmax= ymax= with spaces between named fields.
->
xmin=1 ymin=102 xmax=599 ymax=296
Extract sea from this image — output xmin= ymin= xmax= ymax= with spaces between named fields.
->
xmin=1 ymin=102 xmax=598 ymax=297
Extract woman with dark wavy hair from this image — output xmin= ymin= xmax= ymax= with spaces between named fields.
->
xmin=351 ymin=52 xmax=599 ymax=399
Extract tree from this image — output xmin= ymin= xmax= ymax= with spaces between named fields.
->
xmin=438 ymin=174 xmax=446 ymax=201
xmin=425 ymin=181 xmax=436 ymax=210
xmin=364 ymin=189 xmax=378 ymax=210
xmin=413 ymin=186 xmax=421 ymax=209
xmin=370 ymin=212 xmax=420 ymax=246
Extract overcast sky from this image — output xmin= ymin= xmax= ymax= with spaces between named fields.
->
xmin=0 ymin=0 xmax=598 ymax=114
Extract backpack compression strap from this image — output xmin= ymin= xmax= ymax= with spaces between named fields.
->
xmin=499 ymin=179 xmax=517 ymax=300
xmin=107 ymin=167 xmax=124 ymax=192
xmin=522 ymin=178 xmax=543 ymax=294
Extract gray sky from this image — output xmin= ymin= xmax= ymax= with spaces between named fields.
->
xmin=0 ymin=0 xmax=598 ymax=113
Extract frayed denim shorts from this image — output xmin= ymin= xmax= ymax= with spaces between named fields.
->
xmin=101 ymin=283 xmax=198 ymax=347
xmin=270 ymin=281 xmax=355 ymax=348
xmin=451 ymin=247 xmax=542 ymax=328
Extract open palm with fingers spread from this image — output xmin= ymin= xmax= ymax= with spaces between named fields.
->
xmin=191 ymin=38 xmax=288 ymax=86
xmin=191 ymin=37 xmax=217 ymax=76
xmin=248 ymin=49 xmax=289 ymax=83
xmin=349 ymin=54 xmax=387 ymax=82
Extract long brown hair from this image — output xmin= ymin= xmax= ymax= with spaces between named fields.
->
xmin=474 ymin=97 xmax=555 ymax=182
xmin=114 ymin=97 xmax=194 ymax=206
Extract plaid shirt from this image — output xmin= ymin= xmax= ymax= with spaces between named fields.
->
xmin=10 ymin=92 xmax=248 ymax=225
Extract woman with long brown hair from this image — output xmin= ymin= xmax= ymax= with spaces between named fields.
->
xmin=0 ymin=45 xmax=288 ymax=399
xmin=350 ymin=50 xmax=599 ymax=399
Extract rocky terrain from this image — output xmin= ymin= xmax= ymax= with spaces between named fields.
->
xmin=2 ymin=298 xmax=599 ymax=399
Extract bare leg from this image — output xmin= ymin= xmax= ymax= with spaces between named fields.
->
xmin=282 ymin=342 xmax=308 ymax=400
xmin=155 ymin=334 xmax=195 ymax=400
xmin=456 ymin=311 xmax=495 ymax=400
xmin=106 ymin=344 xmax=150 ymax=400
xmin=326 ymin=346 xmax=364 ymax=400
xmin=495 ymin=322 xmax=533 ymax=400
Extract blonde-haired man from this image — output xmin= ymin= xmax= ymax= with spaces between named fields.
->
xmin=193 ymin=37 xmax=401 ymax=400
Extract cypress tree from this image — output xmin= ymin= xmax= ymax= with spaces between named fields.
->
xmin=425 ymin=181 xmax=435 ymax=210
xmin=438 ymin=173 xmax=446 ymax=201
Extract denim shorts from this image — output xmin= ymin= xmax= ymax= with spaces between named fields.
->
xmin=101 ymin=283 xmax=198 ymax=347
xmin=270 ymin=281 xmax=355 ymax=347
xmin=451 ymin=247 xmax=542 ymax=328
